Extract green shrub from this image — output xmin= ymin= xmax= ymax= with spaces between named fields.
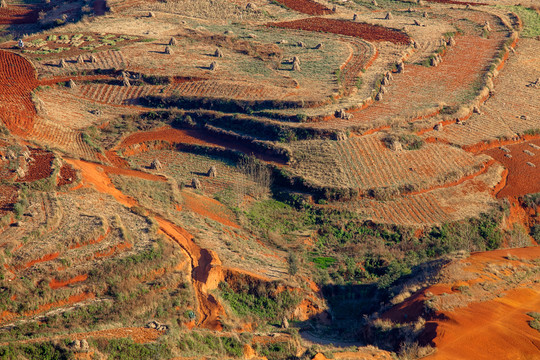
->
xmin=102 ymin=338 xmax=170 ymax=359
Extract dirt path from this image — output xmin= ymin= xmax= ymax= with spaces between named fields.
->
xmin=157 ymin=219 xmax=225 ymax=329
xmin=67 ymin=158 xmax=225 ymax=329
xmin=0 ymin=327 xmax=164 ymax=346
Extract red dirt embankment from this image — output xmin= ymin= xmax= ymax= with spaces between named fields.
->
xmin=66 ymin=158 xmax=226 ymax=330
xmin=117 ymin=127 xmax=214 ymax=149
xmin=114 ymin=126 xmax=286 ymax=165
xmin=272 ymin=0 xmax=333 ymax=15
xmin=0 ymin=50 xmax=38 ymax=136
xmin=270 ymin=18 xmax=410 ymax=45
xmin=157 ymin=218 xmax=225 ymax=330
xmin=482 ymin=139 xmax=540 ymax=198
xmin=384 ymin=247 xmax=540 ymax=359
xmin=66 ymin=159 xmax=166 ymax=206
xmin=49 ymin=274 xmax=88 ymax=289
xmin=426 ymin=287 xmax=540 ymax=360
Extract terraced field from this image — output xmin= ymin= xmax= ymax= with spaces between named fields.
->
xmin=289 ymin=134 xmax=492 ymax=193
xmin=0 ymin=0 xmax=537 ymax=358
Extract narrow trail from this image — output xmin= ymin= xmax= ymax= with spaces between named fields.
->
xmin=67 ymin=158 xmax=225 ymax=330
xmin=0 ymin=327 xmax=164 ymax=346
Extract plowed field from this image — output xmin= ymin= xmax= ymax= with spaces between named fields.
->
xmin=16 ymin=149 xmax=55 ymax=183
xmin=270 ymin=18 xmax=410 ymax=45
xmin=483 ymin=139 xmax=540 ymax=198
xmin=0 ymin=50 xmax=39 ymax=136
xmin=272 ymin=0 xmax=332 ymax=15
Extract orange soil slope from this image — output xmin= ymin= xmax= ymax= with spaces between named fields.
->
xmin=483 ymin=139 xmax=540 ymax=198
xmin=182 ymin=190 xmax=240 ymax=229
xmin=116 ymin=127 xmax=214 ymax=149
xmin=426 ymin=287 xmax=540 ymax=360
xmin=389 ymin=247 xmax=540 ymax=360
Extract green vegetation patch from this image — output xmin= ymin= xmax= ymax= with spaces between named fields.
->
xmin=528 ymin=312 xmax=540 ymax=332
xmin=219 ymin=281 xmax=301 ymax=322
xmin=0 ymin=342 xmax=71 ymax=360
xmin=98 ymin=338 xmax=170 ymax=360
xmin=506 ymin=5 xmax=540 ymax=38
xmin=177 ymin=332 xmax=243 ymax=358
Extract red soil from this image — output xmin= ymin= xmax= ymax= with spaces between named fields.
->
xmin=105 ymin=150 xmax=129 ymax=169
xmin=0 ymin=50 xmax=39 ymax=136
xmin=0 ymin=5 xmax=39 ymax=25
xmin=49 ymin=274 xmax=88 ymax=289
xmin=182 ymin=190 xmax=240 ymax=229
xmin=66 ymin=159 xmax=166 ymax=206
xmin=117 ymin=127 xmax=214 ymax=149
xmin=157 ymin=218 xmax=225 ymax=330
xmin=70 ymin=227 xmax=111 ymax=249
xmin=0 ymin=184 xmax=18 ymax=216
xmin=16 ymin=148 xmax=54 ymax=182
xmin=308 ymin=34 xmax=504 ymax=129
xmin=483 ymin=139 xmax=540 ymax=198
xmin=24 ymin=292 xmax=95 ymax=317
xmin=9 ymin=327 xmax=164 ymax=347
xmin=425 ymin=287 xmax=540 ymax=360
xmin=383 ymin=247 xmax=540 ymax=359
xmin=270 ymin=18 xmax=410 ymax=45
xmin=272 ymin=0 xmax=333 ymax=15
xmin=57 ymin=163 xmax=77 ymax=186
xmin=23 ymin=252 xmax=59 ymax=269
xmin=93 ymin=241 xmax=132 ymax=258
xmin=118 ymin=127 xmax=286 ymax=165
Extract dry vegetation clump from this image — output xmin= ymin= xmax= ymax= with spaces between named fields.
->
xmin=192 ymin=177 xmax=201 ymax=190
xmin=207 ymin=165 xmax=217 ymax=177
xmin=150 ymin=158 xmax=162 ymax=170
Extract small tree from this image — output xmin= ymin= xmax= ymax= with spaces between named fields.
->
xmin=287 ymin=252 xmax=299 ymax=276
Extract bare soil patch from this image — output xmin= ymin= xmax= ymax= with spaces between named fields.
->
xmin=483 ymin=139 xmax=540 ymax=198
xmin=49 ymin=274 xmax=88 ymax=289
xmin=16 ymin=148 xmax=55 ymax=183
xmin=272 ymin=0 xmax=332 ymax=15
xmin=270 ymin=18 xmax=410 ymax=45
xmin=57 ymin=163 xmax=77 ymax=186
xmin=182 ymin=190 xmax=239 ymax=228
